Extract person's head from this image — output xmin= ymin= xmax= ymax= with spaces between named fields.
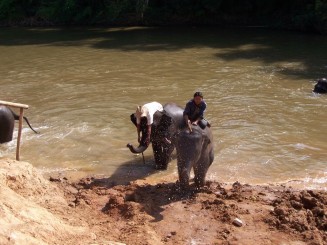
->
xmin=136 ymin=105 xmax=148 ymax=118
xmin=193 ymin=92 xmax=203 ymax=105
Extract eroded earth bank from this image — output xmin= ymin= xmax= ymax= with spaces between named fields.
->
xmin=0 ymin=159 xmax=326 ymax=245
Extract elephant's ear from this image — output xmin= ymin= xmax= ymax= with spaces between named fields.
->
xmin=204 ymin=137 xmax=211 ymax=146
xmin=153 ymin=110 xmax=164 ymax=126
xmin=156 ymin=112 xmax=173 ymax=134
xmin=202 ymin=130 xmax=211 ymax=146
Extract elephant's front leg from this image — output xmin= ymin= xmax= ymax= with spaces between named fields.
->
xmin=152 ymin=142 xmax=164 ymax=169
xmin=161 ymin=143 xmax=174 ymax=169
xmin=193 ymin=163 xmax=208 ymax=188
xmin=153 ymin=141 xmax=174 ymax=170
xmin=194 ymin=148 xmax=214 ymax=188
xmin=177 ymin=159 xmax=192 ymax=189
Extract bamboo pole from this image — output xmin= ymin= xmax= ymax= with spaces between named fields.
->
xmin=16 ymin=108 xmax=24 ymax=161
xmin=0 ymin=100 xmax=29 ymax=160
xmin=0 ymin=100 xmax=29 ymax=109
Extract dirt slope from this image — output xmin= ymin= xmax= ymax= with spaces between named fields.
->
xmin=0 ymin=159 xmax=326 ymax=245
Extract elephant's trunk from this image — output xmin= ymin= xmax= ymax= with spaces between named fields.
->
xmin=126 ymin=143 xmax=149 ymax=154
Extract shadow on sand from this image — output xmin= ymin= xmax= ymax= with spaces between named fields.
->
xmin=72 ymin=150 xmax=206 ymax=222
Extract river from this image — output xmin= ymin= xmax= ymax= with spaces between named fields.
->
xmin=0 ymin=27 xmax=326 ymax=188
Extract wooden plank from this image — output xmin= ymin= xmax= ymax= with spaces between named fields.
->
xmin=0 ymin=100 xmax=29 ymax=109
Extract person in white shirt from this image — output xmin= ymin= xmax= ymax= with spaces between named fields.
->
xmin=135 ymin=101 xmax=163 ymax=146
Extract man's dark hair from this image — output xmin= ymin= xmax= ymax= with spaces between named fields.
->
xmin=193 ymin=92 xmax=203 ymax=98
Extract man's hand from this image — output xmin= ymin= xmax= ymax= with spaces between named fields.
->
xmin=187 ymin=120 xmax=193 ymax=132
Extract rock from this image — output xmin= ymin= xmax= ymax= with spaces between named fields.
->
xmin=312 ymin=207 xmax=325 ymax=217
xmin=68 ymin=202 xmax=75 ymax=208
xmin=49 ymin=176 xmax=61 ymax=182
xmin=301 ymin=195 xmax=318 ymax=209
xmin=272 ymin=198 xmax=283 ymax=206
xmin=290 ymin=193 xmax=301 ymax=202
xmin=290 ymin=200 xmax=303 ymax=210
xmin=65 ymin=186 xmax=79 ymax=195
xmin=91 ymin=242 xmax=126 ymax=245
xmin=232 ymin=181 xmax=242 ymax=189
xmin=124 ymin=191 xmax=136 ymax=202
xmin=232 ymin=218 xmax=243 ymax=227
xmin=274 ymin=207 xmax=287 ymax=216
xmin=213 ymin=199 xmax=225 ymax=205
xmin=90 ymin=233 xmax=97 ymax=240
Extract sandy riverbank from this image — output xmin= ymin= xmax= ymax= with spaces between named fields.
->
xmin=0 ymin=158 xmax=326 ymax=245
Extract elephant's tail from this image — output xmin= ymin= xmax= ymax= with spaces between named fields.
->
xmin=23 ymin=116 xmax=39 ymax=134
xmin=126 ymin=143 xmax=148 ymax=154
xmin=11 ymin=109 xmax=39 ymax=134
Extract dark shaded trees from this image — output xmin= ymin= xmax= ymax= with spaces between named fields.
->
xmin=0 ymin=0 xmax=326 ymax=33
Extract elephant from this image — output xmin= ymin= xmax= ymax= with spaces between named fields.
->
xmin=0 ymin=105 xmax=38 ymax=144
xmin=313 ymin=78 xmax=327 ymax=93
xmin=127 ymin=103 xmax=184 ymax=169
xmin=175 ymin=123 xmax=214 ymax=189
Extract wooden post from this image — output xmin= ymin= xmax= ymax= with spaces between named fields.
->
xmin=16 ymin=108 xmax=24 ymax=161
xmin=0 ymin=100 xmax=29 ymax=161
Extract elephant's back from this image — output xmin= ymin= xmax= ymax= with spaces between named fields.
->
xmin=0 ymin=106 xmax=14 ymax=122
xmin=314 ymin=80 xmax=327 ymax=93
xmin=0 ymin=106 xmax=15 ymax=143
xmin=163 ymin=102 xmax=184 ymax=124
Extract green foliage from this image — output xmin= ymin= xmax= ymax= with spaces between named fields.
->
xmin=0 ymin=0 xmax=326 ymax=33
xmin=102 ymin=0 xmax=131 ymax=23
xmin=315 ymin=0 xmax=327 ymax=32
xmin=37 ymin=0 xmax=77 ymax=23
xmin=0 ymin=0 xmax=14 ymax=20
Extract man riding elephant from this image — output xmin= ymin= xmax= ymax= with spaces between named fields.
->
xmin=183 ymin=91 xmax=210 ymax=130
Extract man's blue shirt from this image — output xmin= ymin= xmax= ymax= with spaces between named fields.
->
xmin=183 ymin=99 xmax=207 ymax=121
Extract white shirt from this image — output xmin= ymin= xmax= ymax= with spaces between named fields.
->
xmin=136 ymin=102 xmax=163 ymax=125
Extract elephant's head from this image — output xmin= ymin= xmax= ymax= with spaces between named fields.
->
xmin=313 ymin=78 xmax=327 ymax=94
xmin=176 ymin=125 xmax=214 ymax=188
xmin=127 ymin=102 xmax=185 ymax=167
xmin=127 ymin=109 xmax=174 ymax=153
xmin=152 ymin=104 xmax=185 ymax=145
xmin=152 ymin=111 xmax=174 ymax=144
xmin=126 ymin=107 xmax=179 ymax=154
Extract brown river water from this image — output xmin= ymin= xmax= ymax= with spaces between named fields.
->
xmin=0 ymin=27 xmax=326 ymax=188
